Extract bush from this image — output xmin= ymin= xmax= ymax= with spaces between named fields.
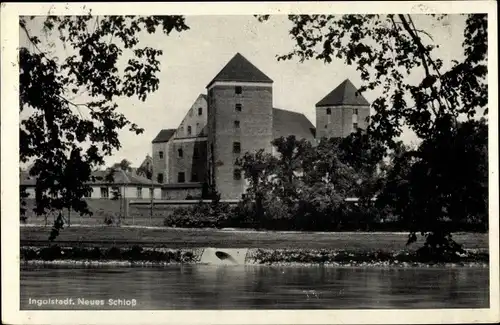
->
xmin=163 ymin=199 xmax=237 ymax=228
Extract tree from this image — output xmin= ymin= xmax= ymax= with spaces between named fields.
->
xmin=235 ymin=149 xmax=277 ymax=226
xmin=19 ymin=15 xmax=189 ymax=238
xmin=270 ymin=136 xmax=313 ymax=208
xmin=377 ymin=118 xmax=488 ymax=256
xmin=112 ymin=158 xmax=133 ymax=172
xmin=258 ymin=14 xmax=488 ymax=252
xmin=257 ymin=14 xmax=487 ymax=146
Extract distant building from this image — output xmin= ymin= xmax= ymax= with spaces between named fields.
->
xmin=20 ymin=168 xmax=201 ymax=200
xmin=152 ymin=53 xmax=370 ymax=199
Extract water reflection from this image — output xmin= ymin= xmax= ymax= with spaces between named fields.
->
xmin=20 ymin=264 xmax=489 ymax=310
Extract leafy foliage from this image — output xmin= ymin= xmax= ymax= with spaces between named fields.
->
xmin=164 ymin=198 xmax=233 ymax=229
xmin=257 ymin=14 xmax=488 ymax=255
xmin=112 ymin=159 xmax=133 ymax=172
xmin=19 ymin=15 xmax=189 ymax=237
xmin=377 ymin=118 xmax=488 ymax=253
xmin=257 ymin=14 xmax=487 ymax=146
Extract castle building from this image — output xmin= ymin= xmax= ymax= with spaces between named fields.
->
xmin=152 ymin=53 xmax=370 ymax=200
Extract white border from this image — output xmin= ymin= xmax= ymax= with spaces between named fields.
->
xmin=1 ymin=2 xmax=499 ymax=325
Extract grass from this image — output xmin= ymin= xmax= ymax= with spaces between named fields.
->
xmin=20 ymin=226 xmax=489 ymax=251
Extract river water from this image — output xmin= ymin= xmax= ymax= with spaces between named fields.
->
xmin=20 ymin=264 xmax=489 ymax=310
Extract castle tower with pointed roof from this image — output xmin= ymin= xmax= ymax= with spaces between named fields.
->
xmin=315 ymin=79 xmax=370 ymax=139
xmin=206 ymin=53 xmax=274 ymax=199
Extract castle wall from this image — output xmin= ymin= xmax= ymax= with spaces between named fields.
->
xmin=174 ymin=95 xmax=208 ymax=139
xmin=167 ymin=138 xmax=208 ymax=184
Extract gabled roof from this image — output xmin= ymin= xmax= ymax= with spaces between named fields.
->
xmin=152 ymin=129 xmax=176 ymax=143
xmin=206 ymin=53 xmax=273 ymax=88
xmin=138 ymin=155 xmax=152 ymax=169
xmin=273 ymin=108 xmax=316 ymax=143
xmin=316 ymin=79 xmax=370 ymax=107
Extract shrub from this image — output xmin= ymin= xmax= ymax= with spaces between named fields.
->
xmin=163 ymin=199 xmax=237 ymax=229
xmin=38 ymin=245 xmax=62 ymax=261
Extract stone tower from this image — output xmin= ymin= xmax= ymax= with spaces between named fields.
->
xmin=206 ymin=53 xmax=274 ymax=199
xmin=315 ymin=79 xmax=370 ymax=139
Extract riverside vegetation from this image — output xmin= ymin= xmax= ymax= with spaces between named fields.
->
xmin=20 ymin=245 xmax=488 ymax=266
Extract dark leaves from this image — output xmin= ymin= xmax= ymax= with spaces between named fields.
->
xmin=259 ymin=14 xmax=488 ymax=147
xmin=19 ymin=15 xmax=189 ymax=236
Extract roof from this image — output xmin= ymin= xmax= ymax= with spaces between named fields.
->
xmin=91 ymin=169 xmax=160 ymax=186
xmin=152 ymin=129 xmax=176 ymax=143
xmin=20 ymin=169 xmax=161 ymax=187
xmin=138 ymin=155 xmax=152 ymax=169
xmin=206 ymin=53 xmax=273 ymax=88
xmin=316 ymin=79 xmax=370 ymax=107
xmin=273 ymin=108 xmax=316 ymax=143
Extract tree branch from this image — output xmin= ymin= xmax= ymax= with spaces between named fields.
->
xmin=20 ymin=20 xmax=48 ymax=59
xmin=398 ymin=14 xmax=440 ymax=120
xmin=406 ymin=15 xmax=457 ymax=125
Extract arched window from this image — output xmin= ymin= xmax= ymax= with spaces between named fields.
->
xmin=326 ymin=108 xmax=331 ymax=115
xmin=198 ymin=107 xmax=202 ymax=115
xmin=187 ymin=126 xmax=192 ymax=136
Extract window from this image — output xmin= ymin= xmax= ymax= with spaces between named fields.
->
xmin=178 ymin=172 xmax=185 ymax=183
xmin=157 ymin=173 xmax=164 ymax=183
xmin=354 ymin=108 xmax=359 ymax=115
xmin=111 ymin=186 xmax=120 ymax=196
xmin=84 ymin=188 xmax=93 ymax=198
xmin=233 ymin=169 xmax=242 ymax=180
xmin=178 ymin=148 xmax=183 ymax=158
xmin=325 ymin=124 xmax=328 ymax=129
xmin=136 ymin=187 xmax=143 ymax=199
xmin=326 ymin=108 xmax=331 ymax=115
xmin=198 ymin=107 xmax=202 ymax=115
xmin=159 ymin=151 xmax=164 ymax=159
xmin=353 ymin=122 xmax=359 ymax=130
xmin=187 ymin=126 xmax=192 ymax=136
xmin=235 ymin=86 xmax=242 ymax=94
xmin=235 ymin=103 xmax=242 ymax=112
xmin=233 ymin=142 xmax=241 ymax=154
xmin=234 ymin=120 xmax=240 ymax=129
xmin=100 ymin=187 xmax=109 ymax=199
xmin=191 ymin=172 xmax=198 ymax=182
xmin=193 ymin=147 xmax=199 ymax=159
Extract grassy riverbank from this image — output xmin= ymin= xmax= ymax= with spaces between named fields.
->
xmin=20 ymin=245 xmax=489 ymax=267
xmin=20 ymin=226 xmax=489 ymax=267
xmin=20 ymin=226 xmax=489 ymax=251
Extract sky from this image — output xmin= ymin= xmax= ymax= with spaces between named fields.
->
xmin=19 ymin=14 xmax=468 ymax=167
